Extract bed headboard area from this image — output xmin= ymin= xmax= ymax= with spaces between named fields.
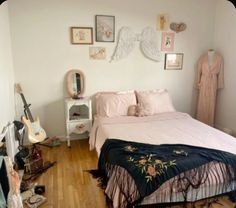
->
xmin=92 ymin=89 xmax=176 ymax=118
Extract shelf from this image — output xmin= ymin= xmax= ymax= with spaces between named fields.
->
xmin=69 ymin=104 xmax=89 ymax=120
xmin=68 ymin=132 xmax=89 ymax=140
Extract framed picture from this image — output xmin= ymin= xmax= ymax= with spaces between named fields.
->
xmin=89 ymin=47 xmax=106 ymax=60
xmin=157 ymin=14 xmax=169 ymax=31
xmin=71 ymin=27 xmax=93 ymax=44
xmin=161 ymin=32 xmax=175 ymax=51
xmin=95 ymin=15 xmax=115 ymax=42
xmin=164 ymin=53 xmax=184 ymax=70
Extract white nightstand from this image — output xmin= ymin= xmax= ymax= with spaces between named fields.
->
xmin=65 ymin=97 xmax=92 ymax=147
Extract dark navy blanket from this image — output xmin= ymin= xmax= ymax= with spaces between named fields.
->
xmin=98 ymin=139 xmax=236 ymax=199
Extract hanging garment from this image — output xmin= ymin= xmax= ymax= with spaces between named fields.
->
xmin=4 ymin=157 xmax=23 ymax=208
xmin=195 ymin=51 xmax=224 ymax=126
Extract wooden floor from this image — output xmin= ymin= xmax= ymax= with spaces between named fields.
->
xmin=35 ymin=139 xmax=107 ymax=208
xmin=32 ymin=139 xmax=235 ymax=208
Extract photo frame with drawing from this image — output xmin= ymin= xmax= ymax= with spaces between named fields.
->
xmin=164 ymin=53 xmax=184 ymax=70
xmin=71 ymin=27 xmax=93 ymax=44
xmin=95 ymin=15 xmax=115 ymax=42
xmin=89 ymin=47 xmax=106 ymax=60
xmin=161 ymin=32 xmax=175 ymax=51
xmin=157 ymin=14 xmax=169 ymax=31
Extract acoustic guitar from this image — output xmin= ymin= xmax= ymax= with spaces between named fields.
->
xmin=15 ymin=83 xmax=47 ymax=143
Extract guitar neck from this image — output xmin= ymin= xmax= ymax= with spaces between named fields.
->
xmin=20 ymin=93 xmax=34 ymax=122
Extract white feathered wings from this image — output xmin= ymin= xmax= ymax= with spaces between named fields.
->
xmin=111 ymin=27 xmax=161 ymax=62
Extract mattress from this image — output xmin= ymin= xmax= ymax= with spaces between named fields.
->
xmin=89 ymin=112 xmax=236 ymax=207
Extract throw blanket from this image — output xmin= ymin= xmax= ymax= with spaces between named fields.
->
xmin=97 ymin=139 xmax=236 ymax=203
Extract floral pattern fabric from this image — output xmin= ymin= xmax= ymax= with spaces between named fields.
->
xmin=127 ymin=149 xmax=176 ymax=182
xmin=98 ymin=139 xmax=236 ymax=199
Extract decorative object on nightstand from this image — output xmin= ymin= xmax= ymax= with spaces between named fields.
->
xmin=65 ymin=97 xmax=92 ymax=147
xmin=65 ymin=69 xmax=85 ymax=99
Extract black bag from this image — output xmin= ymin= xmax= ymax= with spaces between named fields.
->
xmin=15 ymin=147 xmax=29 ymax=170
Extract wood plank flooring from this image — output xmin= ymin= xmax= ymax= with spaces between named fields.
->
xmin=35 ymin=139 xmax=107 ymax=208
xmin=32 ymin=140 xmax=235 ymax=208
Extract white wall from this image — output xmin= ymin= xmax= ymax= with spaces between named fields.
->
xmin=0 ymin=1 xmax=15 ymax=131
xmin=8 ymin=0 xmax=216 ymax=137
xmin=214 ymin=0 xmax=236 ymax=135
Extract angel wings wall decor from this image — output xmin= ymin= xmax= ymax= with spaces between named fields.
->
xmin=110 ymin=27 xmax=161 ymax=62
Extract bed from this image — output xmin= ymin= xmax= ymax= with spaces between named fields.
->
xmin=89 ymin=90 xmax=236 ymax=208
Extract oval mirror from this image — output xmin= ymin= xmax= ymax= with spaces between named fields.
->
xmin=65 ymin=69 xmax=85 ymax=99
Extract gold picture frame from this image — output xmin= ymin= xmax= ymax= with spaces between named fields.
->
xmin=71 ymin=27 xmax=93 ymax=45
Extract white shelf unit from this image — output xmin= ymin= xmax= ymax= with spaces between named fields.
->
xmin=65 ymin=97 xmax=92 ymax=147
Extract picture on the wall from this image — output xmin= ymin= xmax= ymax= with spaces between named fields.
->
xmin=164 ymin=53 xmax=184 ymax=70
xmin=89 ymin=47 xmax=106 ymax=60
xmin=95 ymin=15 xmax=115 ymax=42
xmin=71 ymin=27 xmax=93 ymax=44
xmin=161 ymin=32 xmax=175 ymax=51
xmin=157 ymin=14 xmax=169 ymax=31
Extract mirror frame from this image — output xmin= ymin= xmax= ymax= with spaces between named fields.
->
xmin=66 ymin=69 xmax=85 ymax=99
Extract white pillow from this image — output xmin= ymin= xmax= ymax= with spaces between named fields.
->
xmin=136 ymin=89 xmax=175 ymax=115
xmin=96 ymin=91 xmax=137 ymax=117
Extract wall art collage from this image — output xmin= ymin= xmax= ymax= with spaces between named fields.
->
xmin=70 ymin=13 xmax=186 ymax=69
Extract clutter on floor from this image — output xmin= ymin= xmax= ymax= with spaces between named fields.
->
xmin=40 ymin=136 xmax=61 ymax=147
xmin=15 ymin=144 xmax=56 ymax=207
xmin=13 ymin=122 xmax=57 ymax=207
xmin=21 ymin=184 xmax=47 ymax=208
xmin=0 ymin=120 xmax=60 ymax=207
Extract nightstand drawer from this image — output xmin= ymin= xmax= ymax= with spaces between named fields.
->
xmin=68 ymin=121 xmax=91 ymax=135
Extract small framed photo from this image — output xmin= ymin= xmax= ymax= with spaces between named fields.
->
xmin=157 ymin=14 xmax=169 ymax=31
xmin=89 ymin=47 xmax=106 ymax=60
xmin=164 ymin=53 xmax=184 ymax=70
xmin=71 ymin=27 xmax=93 ymax=44
xmin=95 ymin=15 xmax=115 ymax=42
xmin=161 ymin=32 xmax=175 ymax=51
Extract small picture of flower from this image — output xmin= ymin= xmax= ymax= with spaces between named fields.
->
xmin=95 ymin=15 xmax=115 ymax=42
xmin=89 ymin=47 xmax=106 ymax=60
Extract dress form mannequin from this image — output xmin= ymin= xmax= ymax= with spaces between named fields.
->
xmin=208 ymin=49 xmax=215 ymax=67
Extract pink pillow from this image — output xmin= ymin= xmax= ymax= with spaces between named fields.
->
xmin=96 ymin=91 xmax=137 ymax=117
xmin=136 ymin=89 xmax=175 ymax=116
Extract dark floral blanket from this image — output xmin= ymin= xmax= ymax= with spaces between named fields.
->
xmin=98 ymin=139 xmax=236 ymax=199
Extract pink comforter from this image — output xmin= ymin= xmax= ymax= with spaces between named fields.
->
xmin=90 ymin=112 xmax=236 ymax=156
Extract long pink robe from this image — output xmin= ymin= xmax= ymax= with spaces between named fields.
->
xmin=195 ymin=52 xmax=224 ymax=126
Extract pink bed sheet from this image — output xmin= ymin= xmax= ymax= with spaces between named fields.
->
xmin=90 ymin=112 xmax=236 ymax=156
